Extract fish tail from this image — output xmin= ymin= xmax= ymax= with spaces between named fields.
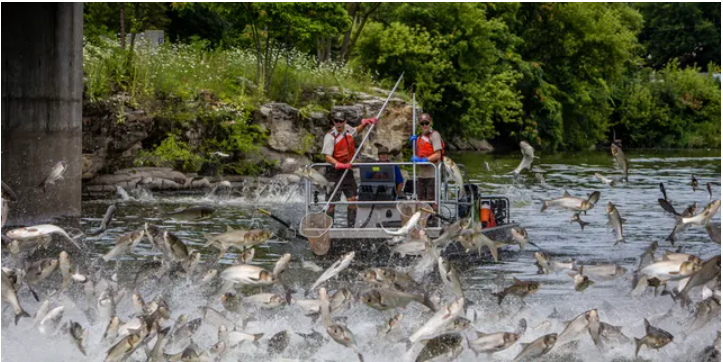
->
xmin=666 ymin=229 xmax=676 ymax=246
xmin=540 ymin=201 xmax=549 ymax=213
xmin=488 ymin=244 xmax=499 ymax=263
xmin=634 ymin=337 xmax=642 ymax=357
xmin=356 ymin=352 xmax=364 ymax=362
xmin=422 ymin=293 xmax=437 ymax=312
xmin=493 ymin=292 xmax=505 ymax=305
xmin=203 ymin=234 xmax=215 ymax=247
xmin=580 ymin=221 xmax=590 ymax=231
xmin=15 ymin=309 xmax=30 ymax=325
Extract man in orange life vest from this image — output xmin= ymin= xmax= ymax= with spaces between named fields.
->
xmin=410 ymin=113 xmax=444 ymax=220
xmin=321 ymin=111 xmax=378 ymax=227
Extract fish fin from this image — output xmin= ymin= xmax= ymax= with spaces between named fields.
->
xmin=203 ymin=234 xmax=216 ymax=247
xmin=620 ymin=218 xmax=628 ymax=224
xmin=657 ymin=199 xmax=679 ymax=216
xmin=634 ymin=337 xmax=642 ymax=357
xmin=14 ymin=309 xmax=30 ymax=325
xmin=512 ymin=277 xmax=521 ymax=283
xmin=563 ymin=190 xmax=572 ymax=197
xmin=28 ymin=286 xmax=40 ymax=302
xmin=356 ymin=353 xmax=364 ymax=362
xmin=422 ymin=294 xmax=437 ymax=312
xmin=580 ymin=221 xmax=589 ymax=231
xmin=226 ymin=225 xmax=235 ymax=232
xmin=540 ymin=200 xmax=549 ymax=212
xmin=475 ymin=331 xmax=488 ymax=338
xmin=487 ymin=243 xmax=499 ymax=263
xmin=520 ymin=343 xmax=530 ymax=348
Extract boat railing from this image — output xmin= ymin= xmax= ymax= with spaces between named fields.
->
xmin=305 ymin=162 xmax=440 ymax=215
xmin=304 ymin=162 xmax=511 ymax=224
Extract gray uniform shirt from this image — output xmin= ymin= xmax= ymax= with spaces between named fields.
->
xmin=322 ymin=124 xmax=358 ymax=158
xmin=418 ymin=130 xmax=443 ymax=178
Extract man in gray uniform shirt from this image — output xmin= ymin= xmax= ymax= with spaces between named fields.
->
xmin=410 ymin=113 xmax=444 ymax=226
xmin=321 ymin=111 xmax=377 ymax=227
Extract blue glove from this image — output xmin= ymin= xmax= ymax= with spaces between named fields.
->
xmin=411 ymin=155 xmax=427 ymax=163
xmin=409 ymin=134 xmax=418 ymax=148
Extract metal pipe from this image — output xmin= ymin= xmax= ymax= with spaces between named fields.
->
xmin=435 ymin=162 xmax=440 ymax=207
xmin=412 ymin=93 xmax=417 ymax=200
xmin=310 ymin=161 xmax=435 ymax=168
xmin=322 ymin=73 xmax=404 ymax=212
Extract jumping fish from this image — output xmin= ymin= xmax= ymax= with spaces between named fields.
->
xmin=512 ymin=141 xmax=538 ymax=180
xmin=310 ymin=252 xmax=355 ymax=291
xmin=409 ymin=298 xmax=465 ymax=343
xmin=540 ymin=191 xmax=592 ymax=212
xmin=606 ymin=202 xmax=625 ymax=245
xmin=513 ymin=333 xmax=557 ymax=362
xmin=634 ymin=318 xmax=673 ymax=357
xmin=38 ymin=161 xmax=67 ymax=192
xmin=443 ymin=157 xmax=466 ymax=197
xmin=610 ymin=143 xmax=629 ymax=182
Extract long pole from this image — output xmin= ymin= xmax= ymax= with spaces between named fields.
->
xmin=412 ymin=93 xmax=417 ymax=200
xmin=322 ymin=73 xmax=404 ymax=212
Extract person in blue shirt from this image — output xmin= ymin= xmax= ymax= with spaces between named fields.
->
xmin=377 ymin=146 xmax=405 ymax=197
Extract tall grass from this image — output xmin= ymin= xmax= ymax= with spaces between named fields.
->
xmin=83 ymin=37 xmax=379 ymax=107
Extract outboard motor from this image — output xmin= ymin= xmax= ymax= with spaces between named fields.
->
xmin=457 ymin=184 xmax=479 ymax=218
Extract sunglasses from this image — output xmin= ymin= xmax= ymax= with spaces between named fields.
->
xmin=333 ymin=119 xmax=346 ymax=124
xmin=419 ymin=121 xmax=430 ymax=126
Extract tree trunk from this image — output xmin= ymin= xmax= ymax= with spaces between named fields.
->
xmin=129 ymin=3 xmax=141 ymax=54
xmin=346 ymin=2 xmax=381 ymax=61
xmin=120 ymin=3 xmax=126 ymax=50
xmin=339 ymin=2 xmax=360 ymax=61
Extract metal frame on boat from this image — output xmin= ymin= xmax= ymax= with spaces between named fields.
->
xmin=301 ymin=161 xmax=517 ymax=241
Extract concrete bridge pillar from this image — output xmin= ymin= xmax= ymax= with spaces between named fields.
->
xmin=1 ymin=3 xmax=83 ymax=225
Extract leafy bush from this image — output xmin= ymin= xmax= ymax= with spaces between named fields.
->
xmin=612 ymin=61 xmax=721 ymax=148
xmin=134 ymin=135 xmax=205 ymax=172
xmin=83 ymin=38 xmax=377 ymax=107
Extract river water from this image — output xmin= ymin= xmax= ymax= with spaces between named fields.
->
xmin=2 ymin=149 xmax=720 ymax=361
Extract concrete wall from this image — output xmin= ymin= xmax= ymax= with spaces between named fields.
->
xmin=1 ymin=3 xmax=83 ymax=225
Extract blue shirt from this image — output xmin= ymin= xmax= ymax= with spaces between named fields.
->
xmin=394 ymin=165 xmax=404 ymax=186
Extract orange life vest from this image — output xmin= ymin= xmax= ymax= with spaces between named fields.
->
xmin=330 ymin=128 xmax=355 ymax=164
xmin=480 ymin=203 xmax=497 ymax=229
xmin=416 ymin=130 xmax=445 ymax=159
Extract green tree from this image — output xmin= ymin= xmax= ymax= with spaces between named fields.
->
xmin=211 ymin=3 xmax=350 ymax=91
xmin=636 ymin=3 xmax=721 ymax=69
xmin=514 ymin=3 xmax=643 ymax=150
xmin=356 ymin=3 xmax=524 ymax=140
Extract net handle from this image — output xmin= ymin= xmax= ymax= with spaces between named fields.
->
xmin=322 ymin=73 xmax=405 ymax=212
xmin=412 ymin=92 xmax=417 ymax=200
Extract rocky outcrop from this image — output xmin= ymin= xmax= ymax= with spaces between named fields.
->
xmin=82 ymin=88 xmax=493 ymax=185
xmin=252 ymin=92 xmax=413 ymax=164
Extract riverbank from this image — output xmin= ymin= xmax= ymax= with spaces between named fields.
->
xmin=81 ymin=86 xmax=494 ymax=189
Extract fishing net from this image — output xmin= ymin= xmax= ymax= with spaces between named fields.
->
xmin=397 ymin=201 xmax=433 ymax=228
xmin=299 ymin=213 xmax=334 ymax=255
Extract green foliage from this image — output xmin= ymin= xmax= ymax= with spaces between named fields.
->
xmin=636 ymin=3 xmax=721 ymax=69
xmin=83 ymin=38 xmax=374 ymax=107
xmin=612 ymin=61 xmax=721 ymax=148
xmin=84 ymin=3 xmax=721 ymax=152
xmin=356 ymin=4 xmax=524 ymax=140
xmin=134 ymin=135 xmax=205 ymax=172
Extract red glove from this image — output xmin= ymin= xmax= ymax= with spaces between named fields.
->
xmin=335 ymin=162 xmax=352 ymax=170
xmin=361 ymin=117 xmax=378 ymax=127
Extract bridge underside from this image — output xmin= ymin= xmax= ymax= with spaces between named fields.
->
xmin=1 ymin=3 xmax=83 ymax=225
